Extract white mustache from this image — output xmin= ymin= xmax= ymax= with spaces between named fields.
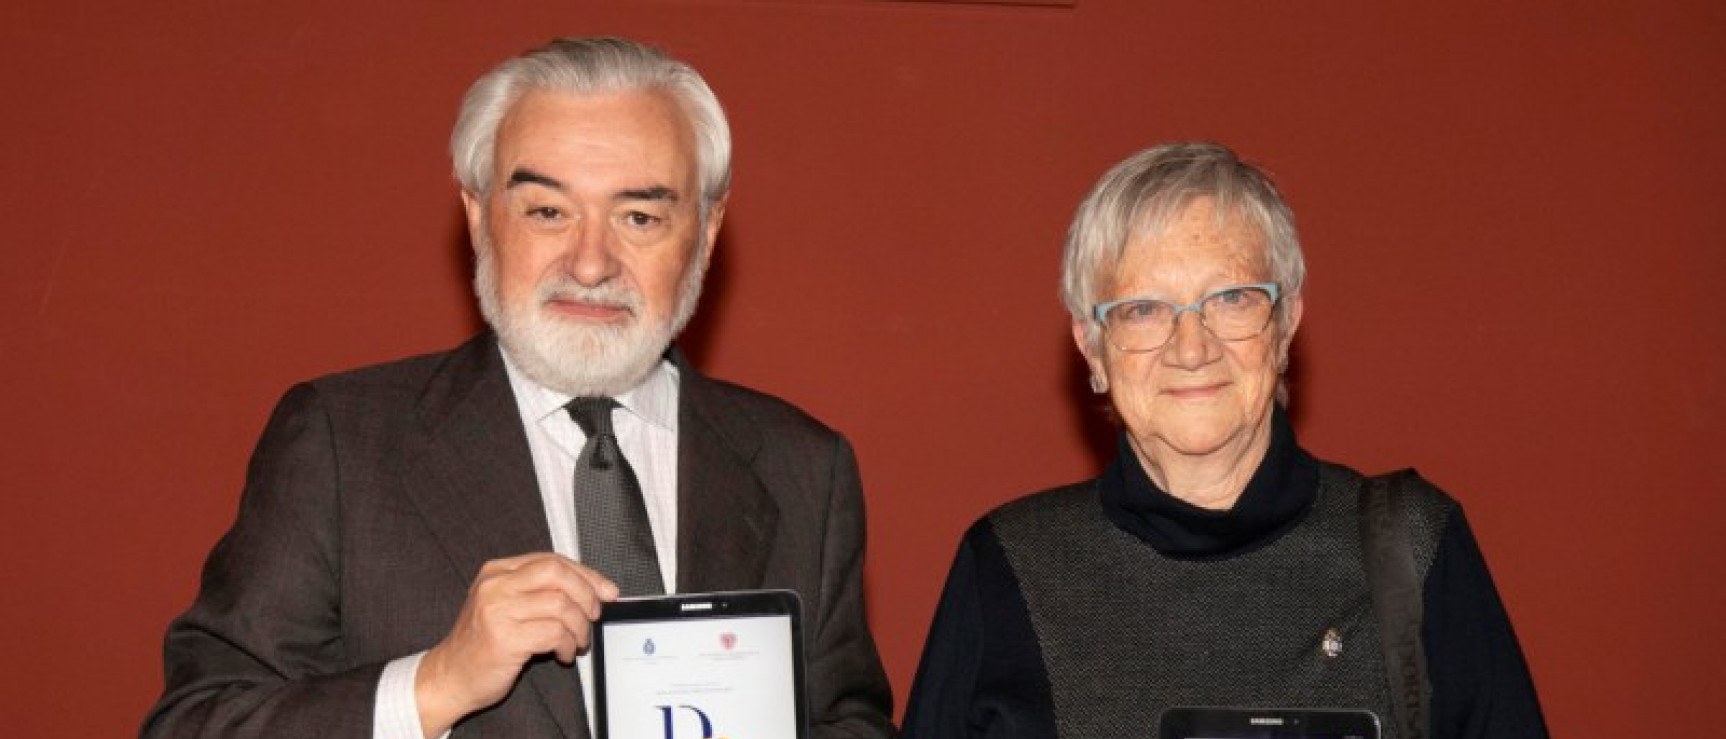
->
xmin=537 ymin=279 xmax=642 ymax=314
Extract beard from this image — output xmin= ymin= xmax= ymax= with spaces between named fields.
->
xmin=474 ymin=234 xmax=708 ymax=397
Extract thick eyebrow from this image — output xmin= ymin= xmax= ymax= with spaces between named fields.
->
xmin=617 ymin=186 xmax=678 ymax=203
xmin=505 ymin=167 xmax=563 ymax=191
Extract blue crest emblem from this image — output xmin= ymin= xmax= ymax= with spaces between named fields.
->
xmin=643 ymin=638 xmax=657 ymax=656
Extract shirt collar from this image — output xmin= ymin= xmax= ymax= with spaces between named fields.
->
xmin=499 ymin=350 xmax=681 ymax=433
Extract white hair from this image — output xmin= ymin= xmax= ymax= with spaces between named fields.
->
xmin=450 ymin=37 xmax=731 ymax=217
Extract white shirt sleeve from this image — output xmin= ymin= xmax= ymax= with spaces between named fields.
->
xmin=373 ymin=652 xmax=449 ymax=739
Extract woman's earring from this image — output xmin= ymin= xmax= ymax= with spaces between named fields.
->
xmin=1089 ymin=371 xmax=1108 ymax=394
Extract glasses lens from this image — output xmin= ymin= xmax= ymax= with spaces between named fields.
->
xmin=1104 ymin=300 xmax=1175 ymax=351
xmin=1200 ymin=286 xmax=1276 ymax=340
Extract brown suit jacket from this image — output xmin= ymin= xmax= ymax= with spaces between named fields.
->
xmin=143 ymin=334 xmax=894 ymax=738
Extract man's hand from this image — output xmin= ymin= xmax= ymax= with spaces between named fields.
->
xmin=414 ymin=552 xmax=619 ymax=737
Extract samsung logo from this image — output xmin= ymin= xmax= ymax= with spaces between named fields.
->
xmin=679 ymin=602 xmax=714 ymax=611
xmin=1249 ymin=717 xmax=1286 ymax=726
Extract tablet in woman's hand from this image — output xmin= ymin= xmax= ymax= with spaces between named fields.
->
xmin=1159 ymin=707 xmax=1379 ymax=739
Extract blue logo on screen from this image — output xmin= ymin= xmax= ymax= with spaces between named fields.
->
xmin=656 ymin=704 xmax=716 ymax=739
xmin=643 ymin=638 xmax=656 ymax=656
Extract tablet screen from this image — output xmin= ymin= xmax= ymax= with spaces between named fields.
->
xmin=594 ymin=590 xmax=806 ymax=739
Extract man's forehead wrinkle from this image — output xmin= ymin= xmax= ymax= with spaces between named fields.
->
xmin=500 ymin=150 xmax=683 ymax=197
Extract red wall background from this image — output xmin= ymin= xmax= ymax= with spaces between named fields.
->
xmin=4 ymin=1 xmax=1722 ymax=736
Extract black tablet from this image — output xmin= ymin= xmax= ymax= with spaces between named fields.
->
xmin=1159 ymin=707 xmax=1380 ymax=739
xmin=592 ymin=589 xmax=807 ymax=739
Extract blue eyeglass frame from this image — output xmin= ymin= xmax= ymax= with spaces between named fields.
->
xmin=1091 ymin=282 xmax=1281 ymax=325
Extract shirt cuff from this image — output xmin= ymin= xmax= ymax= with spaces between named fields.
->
xmin=374 ymin=652 xmax=448 ymax=739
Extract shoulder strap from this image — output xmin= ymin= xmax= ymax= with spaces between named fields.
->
xmin=1358 ymin=472 xmax=1432 ymax=739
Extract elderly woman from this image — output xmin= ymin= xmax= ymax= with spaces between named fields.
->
xmin=901 ymin=143 xmax=1547 ymax=739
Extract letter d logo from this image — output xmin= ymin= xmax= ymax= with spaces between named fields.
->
xmin=655 ymin=704 xmax=715 ymax=739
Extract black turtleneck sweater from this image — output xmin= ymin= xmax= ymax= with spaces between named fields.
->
xmin=1098 ymin=408 xmax=1321 ymax=560
xmin=900 ymin=410 xmax=1548 ymax=738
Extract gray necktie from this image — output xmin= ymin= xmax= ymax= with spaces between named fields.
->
xmin=566 ymin=397 xmax=665 ymax=596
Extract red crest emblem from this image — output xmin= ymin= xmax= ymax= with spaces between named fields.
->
xmin=719 ymin=632 xmax=738 ymax=650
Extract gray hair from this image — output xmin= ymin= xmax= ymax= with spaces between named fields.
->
xmin=1061 ymin=142 xmax=1306 ymax=349
xmin=450 ymin=37 xmax=731 ymax=214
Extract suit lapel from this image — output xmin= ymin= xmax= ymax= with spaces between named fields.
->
xmin=675 ymin=359 xmax=779 ymax=593
xmin=399 ymin=335 xmax=586 ymax=739
xmin=401 ymin=337 xmax=551 ymax=574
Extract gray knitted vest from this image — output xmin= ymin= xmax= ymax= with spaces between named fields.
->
xmin=988 ymin=462 xmax=1453 ymax=739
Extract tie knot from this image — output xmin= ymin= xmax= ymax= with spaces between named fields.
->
xmin=566 ymin=397 xmax=620 ymax=438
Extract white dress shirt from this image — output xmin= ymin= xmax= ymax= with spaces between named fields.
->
xmin=373 ymin=355 xmax=681 ymax=739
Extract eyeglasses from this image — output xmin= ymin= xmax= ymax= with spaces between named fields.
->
xmin=1092 ymin=283 xmax=1281 ymax=352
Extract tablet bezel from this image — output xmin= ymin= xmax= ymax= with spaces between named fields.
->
xmin=592 ymin=589 xmax=808 ymax=739
xmin=1159 ymin=706 xmax=1380 ymax=739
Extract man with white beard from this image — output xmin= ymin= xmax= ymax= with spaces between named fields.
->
xmin=144 ymin=38 xmax=895 ymax=739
